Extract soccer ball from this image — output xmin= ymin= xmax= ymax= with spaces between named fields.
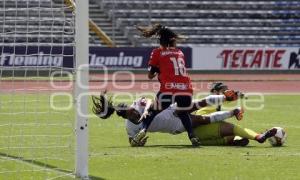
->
xmin=268 ymin=127 xmax=287 ymax=147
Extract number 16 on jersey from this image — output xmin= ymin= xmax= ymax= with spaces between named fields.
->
xmin=170 ymin=57 xmax=187 ymax=76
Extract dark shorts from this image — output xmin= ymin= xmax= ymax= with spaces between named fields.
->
xmin=156 ymin=92 xmax=192 ymax=110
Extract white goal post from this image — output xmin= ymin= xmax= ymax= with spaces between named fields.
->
xmin=74 ymin=0 xmax=89 ymax=178
xmin=0 ymin=0 xmax=90 ymax=179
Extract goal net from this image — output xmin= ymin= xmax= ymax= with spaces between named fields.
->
xmin=0 ymin=0 xmax=89 ymax=179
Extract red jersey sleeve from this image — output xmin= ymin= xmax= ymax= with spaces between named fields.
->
xmin=148 ymin=49 xmax=160 ymax=68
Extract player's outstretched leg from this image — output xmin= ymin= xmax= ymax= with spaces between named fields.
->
xmin=255 ymin=128 xmax=277 ymax=143
xmin=177 ymin=112 xmax=201 ymax=146
xmin=175 ymin=95 xmax=201 ymax=146
xmin=141 ymin=110 xmax=158 ymax=131
xmin=220 ymin=123 xmax=258 ymax=143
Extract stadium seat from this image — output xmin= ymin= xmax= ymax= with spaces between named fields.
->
xmin=95 ymin=0 xmax=300 ymax=47
xmin=2 ymin=0 xmax=299 ymax=47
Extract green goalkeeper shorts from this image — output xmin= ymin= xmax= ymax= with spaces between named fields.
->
xmin=193 ymin=122 xmax=228 ymax=146
xmin=194 ymin=122 xmax=223 ymax=140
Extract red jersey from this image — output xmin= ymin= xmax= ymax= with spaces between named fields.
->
xmin=148 ymin=47 xmax=193 ymax=94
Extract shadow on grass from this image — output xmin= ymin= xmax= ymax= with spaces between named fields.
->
xmin=105 ymin=144 xmax=193 ymax=149
xmin=106 ymin=144 xmax=203 ymax=149
xmin=0 ymin=152 xmax=104 ymax=180
xmin=146 ymin=145 xmax=268 ymax=149
xmin=105 ymin=144 xmax=271 ymax=149
xmin=145 ymin=144 xmax=196 ymax=149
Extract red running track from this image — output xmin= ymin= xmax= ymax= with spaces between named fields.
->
xmin=1 ymin=73 xmax=300 ymax=93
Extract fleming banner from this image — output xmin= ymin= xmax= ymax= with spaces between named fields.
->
xmin=0 ymin=46 xmax=192 ymax=69
xmin=193 ymin=47 xmax=300 ymax=70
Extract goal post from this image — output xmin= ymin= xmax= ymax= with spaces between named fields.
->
xmin=0 ymin=0 xmax=90 ymax=179
xmin=74 ymin=0 xmax=89 ymax=178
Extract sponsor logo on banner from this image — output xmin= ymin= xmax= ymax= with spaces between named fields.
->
xmin=0 ymin=52 xmax=63 ymax=67
xmin=192 ymin=47 xmax=299 ymax=70
xmin=89 ymin=52 xmax=143 ymax=68
xmin=218 ymin=49 xmax=286 ymax=69
xmin=288 ymin=49 xmax=300 ymax=69
xmin=0 ymin=46 xmax=192 ymax=69
xmin=89 ymin=47 xmax=192 ymax=69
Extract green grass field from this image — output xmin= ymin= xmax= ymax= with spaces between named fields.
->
xmin=0 ymin=94 xmax=300 ymax=180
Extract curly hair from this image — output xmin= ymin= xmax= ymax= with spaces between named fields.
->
xmin=210 ymin=82 xmax=228 ymax=93
xmin=92 ymin=93 xmax=115 ymax=119
xmin=136 ymin=23 xmax=182 ymax=47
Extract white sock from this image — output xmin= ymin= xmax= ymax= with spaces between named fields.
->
xmin=205 ymin=95 xmax=225 ymax=106
xmin=208 ymin=111 xmax=233 ymax=123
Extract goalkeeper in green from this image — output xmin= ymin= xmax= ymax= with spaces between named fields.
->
xmin=193 ymin=82 xmax=277 ymax=146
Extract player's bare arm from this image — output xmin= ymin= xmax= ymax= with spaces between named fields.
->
xmin=147 ymin=65 xmax=159 ymax=79
xmin=138 ymin=98 xmax=154 ymax=123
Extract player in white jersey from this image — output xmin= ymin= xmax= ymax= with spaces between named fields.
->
xmin=92 ymin=90 xmax=243 ymax=146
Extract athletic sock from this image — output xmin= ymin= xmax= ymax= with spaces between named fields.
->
xmin=233 ymin=125 xmax=258 ymax=140
xmin=205 ymin=95 xmax=225 ymax=106
xmin=141 ymin=111 xmax=157 ymax=131
xmin=177 ymin=112 xmax=194 ymax=139
xmin=141 ymin=119 xmax=152 ymax=131
xmin=209 ymin=111 xmax=233 ymax=123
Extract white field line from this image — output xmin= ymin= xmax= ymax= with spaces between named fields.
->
xmin=0 ymin=156 xmax=74 ymax=179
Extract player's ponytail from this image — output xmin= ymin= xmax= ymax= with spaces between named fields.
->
xmin=136 ymin=23 xmax=163 ymax=38
xmin=136 ymin=23 xmax=183 ymax=47
xmin=92 ymin=93 xmax=115 ymax=119
xmin=92 ymin=92 xmax=130 ymax=120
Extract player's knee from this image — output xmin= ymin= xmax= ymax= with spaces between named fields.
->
xmin=220 ymin=122 xmax=234 ymax=137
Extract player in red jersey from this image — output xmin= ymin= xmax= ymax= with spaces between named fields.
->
xmin=136 ymin=24 xmax=200 ymax=146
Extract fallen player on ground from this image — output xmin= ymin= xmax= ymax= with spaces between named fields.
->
xmin=192 ymin=82 xmax=277 ymax=146
xmin=92 ymin=89 xmax=256 ymax=146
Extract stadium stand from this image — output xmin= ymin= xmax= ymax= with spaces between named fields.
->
xmin=95 ymin=0 xmax=300 ymax=47
xmin=0 ymin=0 xmax=130 ymax=47
xmin=89 ymin=3 xmax=132 ymax=46
xmin=1 ymin=0 xmax=299 ymax=47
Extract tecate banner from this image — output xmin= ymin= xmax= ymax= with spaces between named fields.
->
xmin=193 ymin=47 xmax=300 ymax=70
xmin=0 ymin=46 xmax=192 ymax=69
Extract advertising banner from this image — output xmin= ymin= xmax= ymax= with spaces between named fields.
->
xmin=0 ymin=46 xmax=74 ymax=68
xmin=193 ymin=47 xmax=300 ymax=70
xmin=0 ymin=46 xmax=192 ymax=69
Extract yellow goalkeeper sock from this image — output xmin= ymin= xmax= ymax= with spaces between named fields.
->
xmin=233 ymin=125 xmax=259 ymax=140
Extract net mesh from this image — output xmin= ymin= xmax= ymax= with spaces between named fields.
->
xmin=0 ymin=0 xmax=76 ymax=179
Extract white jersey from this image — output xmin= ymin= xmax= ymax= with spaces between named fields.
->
xmin=130 ymin=97 xmax=147 ymax=115
xmin=125 ymin=101 xmax=185 ymax=138
xmin=125 ymin=95 xmax=227 ymax=138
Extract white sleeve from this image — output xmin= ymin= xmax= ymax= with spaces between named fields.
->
xmin=205 ymin=95 xmax=225 ymax=106
xmin=130 ymin=97 xmax=147 ymax=115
